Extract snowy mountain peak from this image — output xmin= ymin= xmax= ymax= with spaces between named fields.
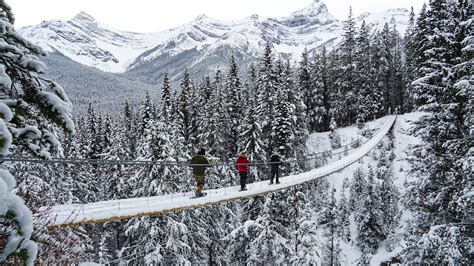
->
xmin=19 ymin=1 xmax=410 ymax=75
xmin=71 ymin=11 xmax=97 ymax=25
xmin=194 ymin=14 xmax=209 ymax=22
xmin=291 ymin=0 xmax=330 ymax=18
xmin=249 ymin=14 xmax=259 ymax=21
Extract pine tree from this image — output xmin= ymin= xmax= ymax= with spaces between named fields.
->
xmin=349 ymin=166 xmax=367 ymax=211
xmin=321 ymin=189 xmax=342 ymax=265
xmin=403 ymin=7 xmax=417 ymax=112
xmin=298 ymin=48 xmax=312 ymax=125
xmin=137 ymin=92 xmax=155 ymax=137
xmin=161 ymin=215 xmax=191 ymax=264
xmin=354 ymin=20 xmax=374 ymax=125
xmin=390 ymin=25 xmax=404 ymax=113
xmin=122 ymin=101 xmax=137 ymax=159
xmin=335 ymin=7 xmax=357 ymax=125
xmin=246 ymin=196 xmax=292 ymax=264
xmin=256 ymin=43 xmax=276 ymax=148
xmin=100 ymin=102 xmax=137 ymax=262
xmin=201 ymin=204 xmax=234 ymax=264
xmin=411 ymin=3 xmax=430 ymax=89
xmin=200 ymin=69 xmax=227 ymax=158
xmin=125 ymin=117 xmax=179 ymax=264
xmin=404 ymin=0 xmax=472 ymax=263
xmin=192 ymin=75 xmax=212 ymax=148
xmin=355 ymin=166 xmax=385 ymax=254
xmin=84 ymin=103 xmax=102 ymax=160
xmin=310 ymin=47 xmax=330 ymax=132
xmin=329 ymin=116 xmax=341 ymax=149
xmin=377 ymin=139 xmax=400 ymax=251
xmin=0 ymin=1 xmax=74 ymax=263
xmin=177 ymin=69 xmax=192 ymax=145
xmin=338 ymin=179 xmax=351 ymax=242
xmin=238 ymin=77 xmax=266 ymax=181
xmin=288 ymin=190 xmax=319 ymax=265
xmin=179 ymin=209 xmax=209 ymax=264
xmin=224 ymin=55 xmax=242 ymax=154
xmin=272 ymin=61 xmax=295 ymax=158
xmin=287 ymin=59 xmax=309 ymax=171
xmin=124 ymin=216 xmax=167 ymax=264
xmin=377 ymin=23 xmax=394 ymax=114
xmin=160 ymin=73 xmax=173 ymax=124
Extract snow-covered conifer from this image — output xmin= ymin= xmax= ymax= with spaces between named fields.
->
xmin=355 ymin=166 xmax=385 ymax=254
xmin=321 ymin=189 xmax=343 ymax=265
xmin=0 ymin=1 xmax=74 ymax=263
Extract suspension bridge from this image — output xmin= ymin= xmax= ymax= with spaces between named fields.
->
xmin=29 ymin=115 xmax=396 ymax=229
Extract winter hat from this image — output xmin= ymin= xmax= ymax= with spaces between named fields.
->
xmin=198 ymin=148 xmax=206 ymax=155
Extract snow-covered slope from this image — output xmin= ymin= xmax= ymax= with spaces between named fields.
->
xmin=19 ymin=12 xmax=162 ymax=72
xmin=306 ymin=112 xmax=425 ymax=265
xmin=18 ymin=0 xmax=410 ymax=74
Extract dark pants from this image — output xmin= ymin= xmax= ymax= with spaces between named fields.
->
xmin=239 ymin=172 xmax=247 ymax=190
xmin=270 ymin=169 xmax=279 ymax=183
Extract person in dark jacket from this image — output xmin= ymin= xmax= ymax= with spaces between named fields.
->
xmin=269 ymin=152 xmax=281 ymax=184
xmin=190 ymin=148 xmax=210 ymax=196
xmin=235 ymin=151 xmax=250 ymax=191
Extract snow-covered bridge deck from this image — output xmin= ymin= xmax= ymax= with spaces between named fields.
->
xmin=44 ymin=115 xmax=397 ymax=229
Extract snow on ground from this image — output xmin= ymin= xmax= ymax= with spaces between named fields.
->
xmin=306 ymin=112 xmax=425 ymax=265
xmin=306 ymin=115 xmax=389 ymax=200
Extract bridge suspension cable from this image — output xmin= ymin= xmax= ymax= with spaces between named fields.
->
xmin=41 ymin=115 xmax=397 ymax=229
xmin=2 ymin=116 xmax=390 ymax=167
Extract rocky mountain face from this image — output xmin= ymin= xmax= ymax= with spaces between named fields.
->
xmin=19 ymin=12 xmax=162 ymax=73
xmin=19 ymin=0 xmax=410 ymax=77
xmin=17 ymin=0 xmax=410 ymax=113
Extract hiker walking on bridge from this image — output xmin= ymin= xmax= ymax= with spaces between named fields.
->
xmin=269 ymin=151 xmax=281 ymax=184
xmin=190 ymin=148 xmax=210 ymax=197
xmin=235 ymin=151 xmax=250 ymax=191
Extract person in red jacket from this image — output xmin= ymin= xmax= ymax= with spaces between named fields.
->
xmin=235 ymin=151 xmax=250 ymax=191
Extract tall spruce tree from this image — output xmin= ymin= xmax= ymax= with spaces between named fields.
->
xmin=272 ymin=61 xmax=295 ymax=158
xmin=298 ymin=48 xmax=312 ymax=125
xmin=310 ymin=48 xmax=330 ymax=132
xmin=160 ymin=73 xmax=173 ymax=124
xmin=321 ymin=189 xmax=342 ymax=266
xmin=224 ymin=55 xmax=242 ymax=154
xmin=238 ymin=77 xmax=266 ymax=181
xmin=355 ymin=166 xmax=385 ymax=255
xmin=288 ymin=190 xmax=320 ymax=265
xmin=403 ymin=7 xmax=417 ymax=112
xmin=177 ymin=69 xmax=192 ymax=145
xmin=0 ymin=1 xmax=74 ymax=263
xmin=200 ymin=69 xmax=227 ymax=158
xmin=354 ymin=20 xmax=374 ymax=125
xmin=256 ymin=43 xmax=276 ymax=149
xmin=404 ymin=0 xmax=472 ymax=263
xmin=336 ymin=7 xmax=357 ymax=125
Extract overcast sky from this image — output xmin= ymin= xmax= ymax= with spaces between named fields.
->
xmin=12 ymin=0 xmax=425 ymax=32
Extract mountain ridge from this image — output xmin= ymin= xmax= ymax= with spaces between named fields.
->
xmin=18 ymin=0 xmax=410 ymax=75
